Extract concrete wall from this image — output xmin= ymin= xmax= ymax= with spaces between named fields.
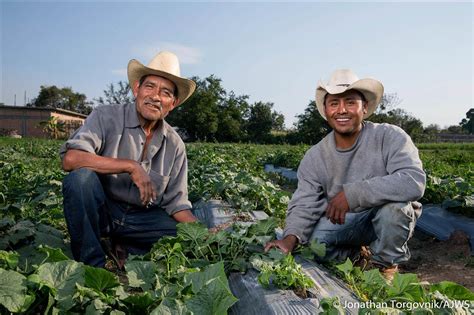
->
xmin=0 ymin=107 xmax=85 ymax=138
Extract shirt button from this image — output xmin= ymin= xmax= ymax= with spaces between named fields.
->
xmin=141 ymin=142 xmax=144 ymax=145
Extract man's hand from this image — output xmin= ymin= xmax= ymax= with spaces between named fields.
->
xmin=172 ymin=209 xmax=198 ymax=223
xmin=129 ymin=162 xmax=156 ymax=206
xmin=325 ymin=190 xmax=350 ymax=225
xmin=264 ymin=235 xmax=298 ymax=255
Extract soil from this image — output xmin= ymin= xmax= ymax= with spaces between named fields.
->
xmin=400 ymin=230 xmax=474 ymax=291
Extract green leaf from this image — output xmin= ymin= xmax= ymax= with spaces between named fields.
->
xmin=430 ymin=281 xmax=474 ymax=300
xmin=34 ymin=224 xmax=70 ymax=253
xmin=247 ymin=218 xmax=278 ymax=236
xmin=308 ymin=239 xmax=326 ymax=258
xmin=0 ymin=218 xmax=14 ymax=231
xmin=319 ymin=297 xmax=345 ymax=315
xmin=36 ymin=260 xmax=85 ymax=310
xmin=267 ymin=248 xmax=285 ymax=261
xmin=38 ymin=245 xmax=69 ymax=262
xmin=5 ymin=220 xmax=35 ymax=246
xmin=84 ymin=265 xmax=120 ymax=291
xmin=335 ymin=258 xmax=354 ymax=279
xmin=151 ymin=298 xmax=189 ymax=315
xmin=85 ymin=298 xmax=110 ymax=315
xmin=361 ymin=269 xmax=387 ymax=299
xmin=255 ymin=235 xmax=273 ymax=245
xmin=185 ymin=277 xmax=238 ymax=315
xmin=0 ymin=250 xmax=19 ymax=269
xmin=122 ymin=292 xmax=156 ymax=314
xmin=0 ymin=268 xmax=34 ymax=313
xmin=177 ymin=222 xmax=209 ymax=243
xmin=125 ymin=260 xmax=157 ymax=292
xmin=207 ymin=230 xmax=229 ymax=246
xmin=387 ymin=273 xmax=424 ymax=301
xmin=184 ymin=261 xmax=228 ymax=294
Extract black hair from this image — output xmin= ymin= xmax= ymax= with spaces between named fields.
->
xmin=324 ymin=89 xmax=366 ymax=105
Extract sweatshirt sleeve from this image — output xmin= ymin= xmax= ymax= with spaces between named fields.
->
xmin=283 ymin=149 xmax=328 ymax=244
xmin=343 ymin=126 xmax=426 ymax=210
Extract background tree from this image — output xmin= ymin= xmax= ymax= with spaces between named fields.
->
xmin=215 ymin=92 xmax=250 ymax=142
xmin=271 ymin=111 xmax=285 ymax=131
xmin=29 ymin=85 xmax=92 ymax=114
xmin=95 ymin=81 xmax=133 ymax=106
xmin=367 ymin=93 xmax=423 ymax=141
xmin=421 ymin=123 xmax=441 ymax=142
xmin=288 ymin=100 xmax=331 ymax=145
xmin=245 ymin=102 xmax=277 ymax=143
xmin=442 ymin=125 xmax=465 ymax=134
xmin=167 ymin=75 xmax=223 ymax=141
xmin=460 ymin=108 xmax=474 ymax=134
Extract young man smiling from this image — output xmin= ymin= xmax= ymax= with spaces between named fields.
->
xmin=60 ymin=51 xmax=197 ymax=268
xmin=265 ymin=69 xmax=426 ymax=280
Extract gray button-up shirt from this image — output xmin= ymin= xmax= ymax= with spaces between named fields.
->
xmin=59 ymin=103 xmax=192 ymax=215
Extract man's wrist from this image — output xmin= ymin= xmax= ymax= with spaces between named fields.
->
xmin=283 ymin=234 xmax=299 ymax=250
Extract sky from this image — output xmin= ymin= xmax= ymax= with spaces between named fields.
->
xmin=1 ymin=1 xmax=473 ymax=129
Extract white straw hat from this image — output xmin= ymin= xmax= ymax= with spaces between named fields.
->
xmin=315 ymin=69 xmax=384 ymax=120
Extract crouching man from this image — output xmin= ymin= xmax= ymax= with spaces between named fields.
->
xmin=265 ymin=69 xmax=426 ymax=280
xmin=60 ymin=51 xmax=198 ymax=268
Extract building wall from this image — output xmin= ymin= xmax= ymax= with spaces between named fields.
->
xmin=0 ymin=107 xmax=85 ymax=138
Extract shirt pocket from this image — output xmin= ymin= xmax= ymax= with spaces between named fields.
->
xmin=149 ymin=170 xmax=170 ymax=206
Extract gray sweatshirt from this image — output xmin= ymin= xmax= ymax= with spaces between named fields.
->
xmin=283 ymin=121 xmax=426 ymax=243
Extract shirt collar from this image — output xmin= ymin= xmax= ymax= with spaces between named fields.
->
xmin=124 ymin=103 xmax=168 ymax=138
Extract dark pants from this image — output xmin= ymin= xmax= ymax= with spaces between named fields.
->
xmin=62 ymin=168 xmax=178 ymax=267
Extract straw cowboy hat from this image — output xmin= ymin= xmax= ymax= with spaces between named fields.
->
xmin=315 ymin=69 xmax=384 ymax=120
xmin=127 ymin=51 xmax=196 ymax=106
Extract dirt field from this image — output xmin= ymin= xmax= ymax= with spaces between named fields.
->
xmin=401 ymin=230 xmax=474 ymax=291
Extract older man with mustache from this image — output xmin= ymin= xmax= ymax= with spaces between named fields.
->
xmin=60 ymin=51 xmax=197 ymax=268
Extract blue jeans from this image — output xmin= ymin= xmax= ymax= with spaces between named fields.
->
xmin=62 ymin=168 xmax=178 ymax=267
xmin=310 ymin=202 xmax=421 ymax=267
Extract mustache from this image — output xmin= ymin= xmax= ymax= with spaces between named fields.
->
xmin=144 ymin=99 xmax=162 ymax=111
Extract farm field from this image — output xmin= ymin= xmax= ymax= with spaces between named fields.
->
xmin=0 ymin=137 xmax=473 ymax=314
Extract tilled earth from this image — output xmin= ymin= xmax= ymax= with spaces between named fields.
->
xmin=401 ymin=230 xmax=474 ymax=291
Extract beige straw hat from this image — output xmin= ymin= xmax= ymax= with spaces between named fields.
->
xmin=127 ymin=51 xmax=196 ymax=106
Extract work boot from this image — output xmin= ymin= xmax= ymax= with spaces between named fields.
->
xmin=352 ymin=246 xmax=399 ymax=282
xmin=100 ymin=237 xmax=128 ymax=270
xmin=379 ymin=265 xmax=398 ymax=282
xmin=353 ymin=246 xmax=372 ymax=270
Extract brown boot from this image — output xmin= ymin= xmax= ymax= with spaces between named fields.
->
xmin=379 ymin=265 xmax=398 ymax=282
xmin=100 ymin=237 xmax=128 ymax=270
xmin=353 ymin=246 xmax=372 ymax=270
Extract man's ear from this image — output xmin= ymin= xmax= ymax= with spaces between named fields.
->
xmin=132 ymin=81 xmax=140 ymax=97
xmin=363 ymin=102 xmax=368 ymax=114
xmin=171 ymin=98 xmax=180 ymax=110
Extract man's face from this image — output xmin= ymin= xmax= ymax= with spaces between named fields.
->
xmin=324 ymin=90 xmax=368 ymax=136
xmin=133 ymin=75 xmax=179 ymax=123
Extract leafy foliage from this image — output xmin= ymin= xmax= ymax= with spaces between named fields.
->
xmin=29 ymin=85 xmax=93 ymax=115
xmin=1 ymin=138 xmax=473 ymax=314
xmin=325 ymin=258 xmax=474 ymax=313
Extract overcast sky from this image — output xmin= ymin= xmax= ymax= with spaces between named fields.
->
xmin=2 ymin=1 xmax=473 ymax=128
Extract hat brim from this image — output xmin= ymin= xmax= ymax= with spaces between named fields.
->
xmin=127 ymin=59 xmax=196 ymax=106
xmin=315 ymin=78 xmax=384 ymax=120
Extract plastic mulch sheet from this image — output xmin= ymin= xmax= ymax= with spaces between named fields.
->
xmin=416 ymin=204 xmax=474 ymax=254
xmin=193 ymin=199 xmax=359 ymax=315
